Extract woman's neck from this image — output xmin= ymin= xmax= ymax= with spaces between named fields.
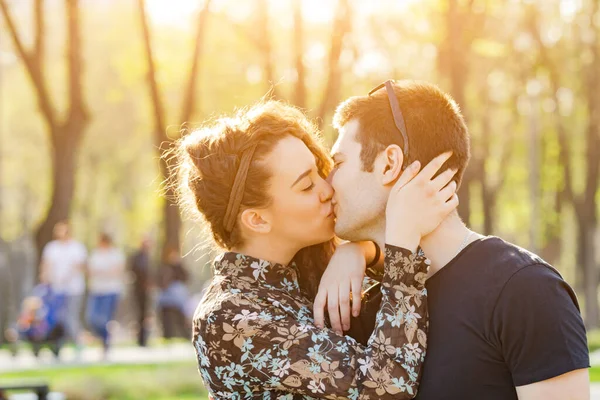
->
xmin=233 ymin=236 xmax=299 ymax=266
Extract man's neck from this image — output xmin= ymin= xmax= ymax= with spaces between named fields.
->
xmin=373 ymin=213 xmax=479 ymax=277
xmin=420 ymin=214 xmax=478 ymax=277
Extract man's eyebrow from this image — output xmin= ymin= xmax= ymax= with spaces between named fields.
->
xmin=291 ymin=169 xmax=312 ymax=188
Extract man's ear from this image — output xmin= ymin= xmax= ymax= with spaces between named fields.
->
xmin=379 ymin=144 xmax=404 ymax=186
xmin=240 ymin=209 xmax=272 ymax=234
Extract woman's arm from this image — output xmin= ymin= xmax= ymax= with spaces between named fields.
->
xmin=195 ymin=244 xmax=428 ymax=399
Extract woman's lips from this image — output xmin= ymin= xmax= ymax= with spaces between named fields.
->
xmin=326 ymin=205 xmax=335 ymax=218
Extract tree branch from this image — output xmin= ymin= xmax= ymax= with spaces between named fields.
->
xmin=179 ymin=0 xmax=212 ymax=125
xmin=0 ymin=0 xmax=57 ymax=130
xmin=65 ymin=0 xmax=89 ymax=134
xmin=33 ymin=0 xmax=44 ymax=63
xmin=137 ymin=0 xmax=167 ymax=145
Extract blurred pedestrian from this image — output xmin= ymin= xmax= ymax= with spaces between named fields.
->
xmin=39 ymin=221 xmax=87 ymax=355
xmin=86 ymin=232 xmax=125 ymax=358
xmin=156 ymin=247 xmax=190 ymax=340
xmin=129 ymin=237 xmax=152 ymax=347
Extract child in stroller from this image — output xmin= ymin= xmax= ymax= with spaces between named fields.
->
xmin=16 ymin=284 xmax=66 ymax=358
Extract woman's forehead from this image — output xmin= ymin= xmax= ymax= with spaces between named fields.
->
xmin=266 ymin=136 xmax=317 ymax=182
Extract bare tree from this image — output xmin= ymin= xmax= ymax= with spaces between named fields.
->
xmin=137 ymin=0 xmax=211 ymax=256
xmin=0 ymin=0 xmax=90 ymax=265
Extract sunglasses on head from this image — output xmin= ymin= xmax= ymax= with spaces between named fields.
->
xmin=368 ymin=80 xmax=409 ymax=168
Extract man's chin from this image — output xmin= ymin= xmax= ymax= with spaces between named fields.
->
xmin=334 ymin=221 xmax=357 ymax=242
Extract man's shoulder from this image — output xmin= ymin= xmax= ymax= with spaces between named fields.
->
xmin=472 ymin=236 xmax=555 ymax=278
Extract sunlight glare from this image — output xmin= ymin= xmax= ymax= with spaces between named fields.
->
xmin=145 ymin=0 xmax=202 ymax=26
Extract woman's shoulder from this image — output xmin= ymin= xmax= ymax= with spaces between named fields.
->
xmin=192 ymin=277 xmax=258 ymax=324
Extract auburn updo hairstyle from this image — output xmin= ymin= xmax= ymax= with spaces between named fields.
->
xmin=170 ymin=101 xmax=336 ymax=300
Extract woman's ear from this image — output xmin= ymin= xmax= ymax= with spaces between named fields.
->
xmin=380 ymin=144 xmax=404 ymax=185
xmin=240 ymin=209 xmax=272 ymax=234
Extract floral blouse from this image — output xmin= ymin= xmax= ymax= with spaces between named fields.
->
xmin=193 ymin=244 xmax=429 ymax=399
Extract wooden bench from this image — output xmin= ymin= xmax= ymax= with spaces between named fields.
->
xmin=0 ymin=382 xmax=49 ymax=400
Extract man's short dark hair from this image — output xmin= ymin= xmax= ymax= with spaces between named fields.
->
xmin=333 ymin=80 xmax=470 ymax=186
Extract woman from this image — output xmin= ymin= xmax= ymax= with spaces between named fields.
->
xmin=86 ymin=233 xmax=125 ymax=357
xmin=173 ymin=101 xmax=455 ymax=398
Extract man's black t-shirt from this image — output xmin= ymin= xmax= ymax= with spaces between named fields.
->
xmin=414 ymin=236 xmax=589 ymax=399
xmin=351 ymin=236 xmax=589 ymax=399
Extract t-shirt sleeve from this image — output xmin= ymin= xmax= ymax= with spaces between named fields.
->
xmin=491 ymin=263 xmax=590 ymax=386
xmin=41 ymin=242 xmax=53 ymax=261
xmin=75 ymin=243 xmax=87 ymax=263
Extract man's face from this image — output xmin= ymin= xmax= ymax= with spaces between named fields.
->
xmin=329 ymin=119 xmax=389 ymax=241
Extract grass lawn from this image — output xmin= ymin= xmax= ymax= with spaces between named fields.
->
xmin=590 ymin=367 xmax=600 ymax=382
xmin=1 ymin=360 xmax=599 ymax=399
xmin=0 ymin=362 xmax=208 ymax=400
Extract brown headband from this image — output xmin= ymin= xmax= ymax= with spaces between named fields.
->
xmin=223 ymin=143 xmax=259 ymax=233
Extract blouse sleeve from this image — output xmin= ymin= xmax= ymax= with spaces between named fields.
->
xmin=194 ymin=245 xmax=429 ymax=399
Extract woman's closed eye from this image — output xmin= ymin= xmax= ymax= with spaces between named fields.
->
xmin=302 ymin=182 xmax=315 ymax=191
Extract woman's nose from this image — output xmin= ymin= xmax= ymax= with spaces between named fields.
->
xmin=319 ymin=179 xmax=334 ymax=202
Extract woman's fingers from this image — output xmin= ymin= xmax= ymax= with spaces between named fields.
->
xmin=392 ymin=160 xmax=421 ymax=191
xmin=438 ymin=181 xmax=458 ymax=203
xmin=313 ymin=289 xmax=327 ymax=328
xmin=327 ymin=287 xmax=342 ymax=335
xmin=418 ymin=151 xmax=453 ymax=183
xmin=444 ymin=193 xmax=460 ymax=213
xmin=339 ymin=280 xmax=351 ymax=331
xmin=431 ymin=168 xmax=458 ymax=191
xmin=351 ymin=278 xmax=362 ymax=318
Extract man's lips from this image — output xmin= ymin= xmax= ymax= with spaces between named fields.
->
xmin=328 ymin=205 xmax=337 ymax=218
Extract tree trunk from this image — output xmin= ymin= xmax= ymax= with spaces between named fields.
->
xmin=1 ymin=0 xmax=89 ymax=268
xmin=578 ymin=214 xmax=599 ymax=327
xmin=138 ymin=0 xmax=210 ymax=257
xmin=441 ymin=0 xmax=471 ymax=224
xmin=35 ymin=127 xmax=81 ymax=255
xmin=316 ymin=0 xmax=351 ymax=129
xmin=579 ymin=0 xmax=600 ymax=328
xmin=292 ymin=0 xmax=306 ymax=108
xmin=255 ymin=0 xmax=282 ymax=99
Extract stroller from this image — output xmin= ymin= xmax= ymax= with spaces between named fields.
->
xmin=15 ymin=284 xmax=66 ymax=357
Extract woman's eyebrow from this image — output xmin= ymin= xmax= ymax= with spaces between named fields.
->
xmin=290 ymin=169 xmax=312 ymax=188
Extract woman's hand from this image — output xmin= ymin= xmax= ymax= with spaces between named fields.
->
xmin=313 ymin=241 xmax=374 ymax=334
xmin=386 ymin=152 xmax=459 ymax=252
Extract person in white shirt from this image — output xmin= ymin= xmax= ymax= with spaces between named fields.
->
xmin=85 ymin=233 xmax=125 ymax=356
xmin=39 ymin=221 xmax=87 ymax=353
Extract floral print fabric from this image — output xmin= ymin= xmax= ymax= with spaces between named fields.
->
xmin=193 ymin=244 xmax=429 ymax=399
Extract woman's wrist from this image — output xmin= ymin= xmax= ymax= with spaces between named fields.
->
xmin=385 ymin=226 xmax=420 ymax=254
xmin=354 ymin=241 xmax=376 ymax=265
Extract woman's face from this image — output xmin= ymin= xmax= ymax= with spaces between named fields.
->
xmin=259 ymin=135 xmax=335 ymax=248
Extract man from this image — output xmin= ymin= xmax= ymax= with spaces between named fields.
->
xmin=129 ymin=237 xmax=152 ymax=347
xmin=315 ymin=80 xmax=590 ymax=399
xmin=39 ymin=221 xmax=87 ymax=355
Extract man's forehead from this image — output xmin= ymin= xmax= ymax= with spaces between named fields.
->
xmin=331 ymin=119 xmax=360 ymax=156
